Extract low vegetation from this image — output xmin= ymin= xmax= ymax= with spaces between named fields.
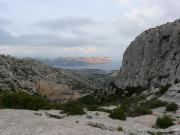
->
xmin=0 ymin=83 xmax=175 ymax=119
xmin=109 ymin=107 xmax=126 ymax=120
xmin=156 ymin=115 xmax=174 ymax=129
xmin=128 ymin=105 xmax=152 ymax=117
xmin=140 ymin=99 xmax=167 ymax=109
xmin=124 ymin=86 xmax=146 ymax=97
xmin=157 ymin=84 xmax=171 ymax=95
xmin=174 ymin=79 xmax=180 ymax=84
xmin=117 ymin=126 xmax=123 ymax=132
xmin=0 ymin=91 xmax=51 ymax=110
xmin=62 ymin=101 xmax=85 ymax=115
xmin=166 ymin=103 xmax=178 ymax=112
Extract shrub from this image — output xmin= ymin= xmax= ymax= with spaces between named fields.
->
xmin=0 ymin=91 xmax=48 ymax=110
xmin=117 ymin=126 xmax=123 ymax=131
xmin=166 ymin=103 xmax=178 ymax=112
xmin=78 ymin=95 xmax=99 ymax=105
xmin=158 ymin=84 xmax=171 ymax=95
xmin=156 ymin=115 xmax=174 ymax=129
xmin=141 ymin=99 xmax=167 ymax=109
xmin=124 ymin=86 xmax=146 ymax=97
xmin=86 ymin=105 xmax=99 ymax=111
xmin=129 ymin=105 xmax=152 ymax=117
xmin=62 ymin=101 xmax=85 ymax=115
xmin=174 ymin=79 xmax=180 ymax=84
xmin=109 ymin=107 xmax=126 ymax=120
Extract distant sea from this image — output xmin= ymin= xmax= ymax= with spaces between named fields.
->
xmin=57 ymin=61 xmax=121 ymax=72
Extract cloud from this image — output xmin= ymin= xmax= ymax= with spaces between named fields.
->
xmin=0 ymin=45 xmax=98 ymax=58
xmin=63 ymin=47 xmax=97 ymax=54
xmin=0 ymin=0 xmax=180 ymax=59
xmin=112 ymin=0 xmax=178 ymax=42
xmin=0 ymin=18 xmax=10 ymax=25
xmin=114 ymin=0 xmax=130 ymax=4
xmin=0 ymin=1 xmax=8 ymax=9
xmin=0 ymin=28 xmax=93 ymax=47
xmin=35 ymin=17 xmax=93 ymax=30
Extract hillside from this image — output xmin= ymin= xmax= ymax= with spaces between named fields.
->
xmin=0 ymin=55 xmax=108 ymax=102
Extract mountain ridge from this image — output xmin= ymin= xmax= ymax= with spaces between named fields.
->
xmin=38 ymin=56 xmax=112 ymax=67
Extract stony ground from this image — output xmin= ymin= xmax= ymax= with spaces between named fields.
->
xmin=0 ymin=108 xmax=180 ymax=135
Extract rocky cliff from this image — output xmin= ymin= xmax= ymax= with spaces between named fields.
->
xmin=114 ymin=19 xmax=180 ymax=88
xmin=0 ymin=55 xmax=102 ymax=102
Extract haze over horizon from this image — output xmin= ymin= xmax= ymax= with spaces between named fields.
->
xmin=0 ymin=0 xmax=180 ymax=61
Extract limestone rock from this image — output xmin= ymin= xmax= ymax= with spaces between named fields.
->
xmin=36 ymin=80 xmax=80 ymax=102
xmin=114 ymin=19 xmax=180 ymax=88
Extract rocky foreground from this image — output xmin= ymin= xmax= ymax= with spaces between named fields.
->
xmin=0 ymin=107 xmax=179 ymax=135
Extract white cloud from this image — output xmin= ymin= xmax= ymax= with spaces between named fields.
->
xmin=0 ymin=0 xmax=180 ymax=60
xmin=63 ymin=47 xmax=97 ymax=54
xmin=125 ymin=6 xmax=165 ymax=23
xmin=114 ymin=0 xmax=130 ymax=4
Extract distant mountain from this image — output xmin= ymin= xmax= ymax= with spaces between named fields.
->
xmin=38 ymin=56 xmax=112 ymax=67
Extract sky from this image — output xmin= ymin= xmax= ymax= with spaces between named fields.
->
xmin=0 ymin=0 xmax=179 ymax=61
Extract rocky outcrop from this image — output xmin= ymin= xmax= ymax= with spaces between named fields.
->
xmin=0 ymin=55 xmax=99 ymax=102
xmin=36 ymin=80 xmax=80 ymax=102
xmin=114 ymin=19 xmax=180 ymax=88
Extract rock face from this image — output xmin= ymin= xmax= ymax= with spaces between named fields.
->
xmin=0 ymin=55 xmax=100 ymax=102
xmin=114 ymin=19 xmax=180 ymax=88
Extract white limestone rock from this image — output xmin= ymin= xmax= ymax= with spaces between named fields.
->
xmin=114 ymin=19 xmax=180 ymax=89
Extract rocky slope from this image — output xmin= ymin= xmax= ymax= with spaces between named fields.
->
xmin=0 ymin=55 xmax=104 ymax=102
xmin=114 ymin=19 xmax=180 ymax=89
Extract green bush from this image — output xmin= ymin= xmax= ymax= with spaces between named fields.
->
xmin=141 ymin=99 xmax=167 ymax=109
xmin=86 ymin=105 xmax=98 ymax=111
xmin=156 ymin=115 xmax=174 ymax=129
xmin=62 ymin=101 xmax=85 ymax=115
xmin=124 ymin=86 xmax=146 ymax=97
xmin=174 ymin=79 xmax=180 ymax=84
xmin=129 ymin=105 xmax=152 ymax=117
xmin=0 ymin=91 xmax=49 ymax=110
xmin=78 ymin=95 xmax=99 ymax=105
xmin=109 ymin=107 xmax=126 ymax=120
xmin=117 ymin=126 xmax=123 ymax=131
xmin=158 ymin=84 xmax=171 ymax=95
xmin=166 ymin=103 xmax=178 ymax=112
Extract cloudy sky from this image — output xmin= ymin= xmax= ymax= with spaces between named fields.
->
xmin=0 ymin=0 xmax=179 ymax=60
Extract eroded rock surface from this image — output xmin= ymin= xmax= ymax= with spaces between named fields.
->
xmin=0 ymin=109 xmax=180 ymax=135
xmin=114 ymin=19 xmax=180 ymax=88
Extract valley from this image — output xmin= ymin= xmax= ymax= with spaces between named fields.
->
xmin=0 ymin=19 xmax=180 ymax=135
